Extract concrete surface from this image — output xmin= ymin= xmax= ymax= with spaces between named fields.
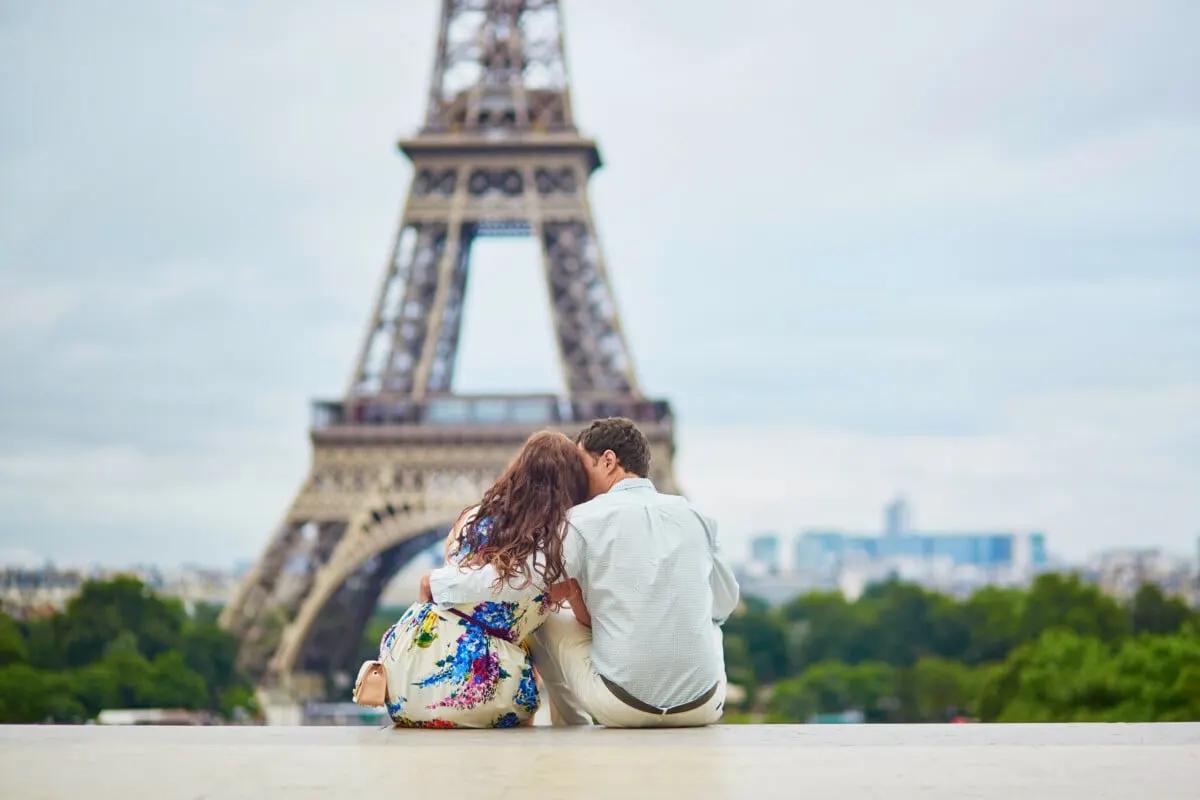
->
xmin=1 ymin=723 xmax=1197 ymax=799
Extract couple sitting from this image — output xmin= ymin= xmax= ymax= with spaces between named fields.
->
xmin=357 ymin=417 xmax=739 ymax=728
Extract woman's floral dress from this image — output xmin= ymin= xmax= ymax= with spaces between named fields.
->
xmin=377 ymin=517 xmax=551 ymax=728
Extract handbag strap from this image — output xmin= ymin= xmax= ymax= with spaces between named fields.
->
xmin=446 ymin=607 xmax=516 ymax=643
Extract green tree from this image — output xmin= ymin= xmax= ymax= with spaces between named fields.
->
xmin=1020 ymin=573 xmax=1128 ymax=644
xmin=137 ymin=651 xmax=209 ymax=709
xmin=768 ymin=661 xmax=895 ymax=722
xmin=0 ymin=578 xmax=258 ymax=723
xmin=902 ymin=657 xmax=988 ymax=721
xmin=59 ymin=577 xmax=185 ymax=666
xmin=1130 ymin=584 xmax=1193 ymax=635
xmin=954 ymin=586 xmax=1025 ymax=664
xmin=721 ymin=634 xmax=757 ymax=711
xmin=1101 ymin=631 xmax=1200 ymax=721
xmin=179 ymin=621 xmax=239 ymax=706
xmin=0 ymin=665 xmax=87 ymax=723
xmin=859 ymin=580 xmax=971 ymax=666
xmin=779 ymin=591 xmax=872 ymax=668
xmin=0 ymin=612 xmax=29 ymax=666
xmin=21 ymin=614 xmax=66 ymax=669
xmin=722 ymin=598 xmax=789 ymax=682
xmin=976 ymin=628 xmax=1200 ymax=722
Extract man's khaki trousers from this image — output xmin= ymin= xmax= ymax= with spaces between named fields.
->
xmin=529 ymin=612 xmax=726 ymax=728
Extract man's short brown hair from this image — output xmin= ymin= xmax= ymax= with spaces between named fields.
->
xmin=575 ymin=417 xmax=651 ymax=477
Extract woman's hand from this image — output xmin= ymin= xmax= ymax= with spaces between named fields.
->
xmin=418 ymin=571 xmax=433 ymax=603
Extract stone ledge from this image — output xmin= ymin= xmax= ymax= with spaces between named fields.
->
xmin=1 ymin=723 xmax=1197 ymax=799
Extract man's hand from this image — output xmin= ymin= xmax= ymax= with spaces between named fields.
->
xmin=418 ymin=571 xmax=433 ymax=603
xmin=547 ymin=578 xmax=581 ymax=606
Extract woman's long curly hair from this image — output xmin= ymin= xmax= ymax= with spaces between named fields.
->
xmin=454 ymin=431 xmax=589 ymax=590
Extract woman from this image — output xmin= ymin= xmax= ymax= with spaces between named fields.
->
xmin=369 ymin=431 xmax=589 ymax=728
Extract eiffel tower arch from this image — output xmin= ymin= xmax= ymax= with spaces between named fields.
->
xmin=220 ymin=0 xmax=677 ymax=696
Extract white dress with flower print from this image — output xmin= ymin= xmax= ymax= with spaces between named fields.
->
xmin=376 ymin=517 xmax=551 ymax=728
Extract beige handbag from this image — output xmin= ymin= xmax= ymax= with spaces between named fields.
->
xmin=352 ymin=660 xmax=388 ymax=707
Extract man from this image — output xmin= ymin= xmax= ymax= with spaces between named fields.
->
xmin=428 ymin=417 xmax=739 ymax=727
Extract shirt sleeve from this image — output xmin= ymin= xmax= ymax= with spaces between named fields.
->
xmin=427 ymin=563 xmax=531 ymax=605
xmin=710 ymin=549 xmax=740 ymax=625
xmin=561 ymin=519 xmax=586 ymax=582
xmin=698 ymin=511 xmax=740 ymax=624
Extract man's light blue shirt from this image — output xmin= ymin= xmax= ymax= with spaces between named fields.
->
xmin=561 ymin=478 xmax=739 ymax=707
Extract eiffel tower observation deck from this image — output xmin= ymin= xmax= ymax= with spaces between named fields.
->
xmin=220 ymin=0 xmax=677 ymax=698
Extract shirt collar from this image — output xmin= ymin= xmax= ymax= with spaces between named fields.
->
xmin=608 ymin=477 xmax=654 ymax=494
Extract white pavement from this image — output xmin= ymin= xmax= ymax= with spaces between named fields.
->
xmin=1 ymin=723 xmax=1197 ymax=799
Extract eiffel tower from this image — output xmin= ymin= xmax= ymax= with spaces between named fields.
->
xmin=220 ymin=0 xmax=676 ymax=697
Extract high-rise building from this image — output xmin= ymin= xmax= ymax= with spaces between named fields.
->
xmin=788 ymin=499 xmax=1047 ymax=598
xmin=884 ymin=497 xmax=910 ymax=538
xmin=750 ymin=533 xmax=782 ymax=574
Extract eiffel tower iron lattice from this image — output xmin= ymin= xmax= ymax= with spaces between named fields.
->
xmin=220 ymin=0 xmax=677 ymax=696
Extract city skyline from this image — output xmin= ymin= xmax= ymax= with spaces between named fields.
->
xmin=2 ymin=1 xmax=1198 ymax=567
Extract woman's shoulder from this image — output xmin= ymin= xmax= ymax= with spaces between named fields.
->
xmin=454 ymin=505 xmax=483 ymax=530
xmin=446 ymin=505 xmax=486 ymax=561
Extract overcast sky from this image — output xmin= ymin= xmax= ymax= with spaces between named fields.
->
xmin=2 ymin=1 xmax=1198 ymax=568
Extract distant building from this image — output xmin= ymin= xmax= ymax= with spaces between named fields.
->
xmin=97 ymin=708 xmax=221 ymax=726
xmin=0 ymin=566 xmax=86 ymax=618
xmin=1081 ymin=547 xmax=1197 ymax=606
xmin=1 ymin=563 xmax=239 ymax=618
xmin=884 ymin=497 xmax=910 ymax=538
xmin=749 ymin=533 xmax=782 ymax=575
xmin=765 ymin=498 xmax=1049 ymax=601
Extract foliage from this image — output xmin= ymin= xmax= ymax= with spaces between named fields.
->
xmin=1019 ymin=573 xmax=1129 ymax=644
xmin=722 ymin=598 xmax=790 ymax=682
xmin=0 ymin=578 xmax=258 ymax=723
xmin=768 ymin=661 xmax=895 ymax=722
xmin=0 ymin=613 xmax=28 ymax=667
xmin=1130 ymin=584 xmax=1193 ymax=636
xmin=950 ymin=586 xmax=1024 ymax=664
xmin=902 ymin=657 xmax=990 ymax=722
xmin=779 ymin=591 xmax=871 ymax=669
xmin=977 ymin=628 xmax=1200 ymax=722
xmin=722 ymin=574 xmax=1198 ymax=724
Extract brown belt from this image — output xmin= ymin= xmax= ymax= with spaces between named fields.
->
xmin=600 ymin=675 xmax=719 ymax=716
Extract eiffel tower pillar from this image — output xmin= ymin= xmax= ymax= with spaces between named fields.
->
xmin=220 ymin=0 xmax=677 ymax=697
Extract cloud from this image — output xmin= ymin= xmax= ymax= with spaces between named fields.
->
xmin=0 ymin=1 xmax=1197 ymax=566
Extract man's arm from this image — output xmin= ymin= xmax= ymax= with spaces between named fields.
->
xmin=710 ymin=551 xmax=740 ymax=625
xmin=696 ymin=510 xmax=740 ymax=624
xmin=560 ymin=518 xmax=586 ymax=580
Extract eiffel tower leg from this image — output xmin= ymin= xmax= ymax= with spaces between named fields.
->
xmin=290 ymin=526 xmax=441 ymax=680
xmin=413 ymin=214 xmax=467 ymax=398
xmin=266 ymin=503 xmax=453 ymax=683
xmin=537 ymin=205 xmax=638 ymax=396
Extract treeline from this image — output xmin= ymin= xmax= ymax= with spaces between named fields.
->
xmin=722 ymin=574 xmax=1200 ymax=723
xmin=0 ymin=577 xmax=258 ymax=723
